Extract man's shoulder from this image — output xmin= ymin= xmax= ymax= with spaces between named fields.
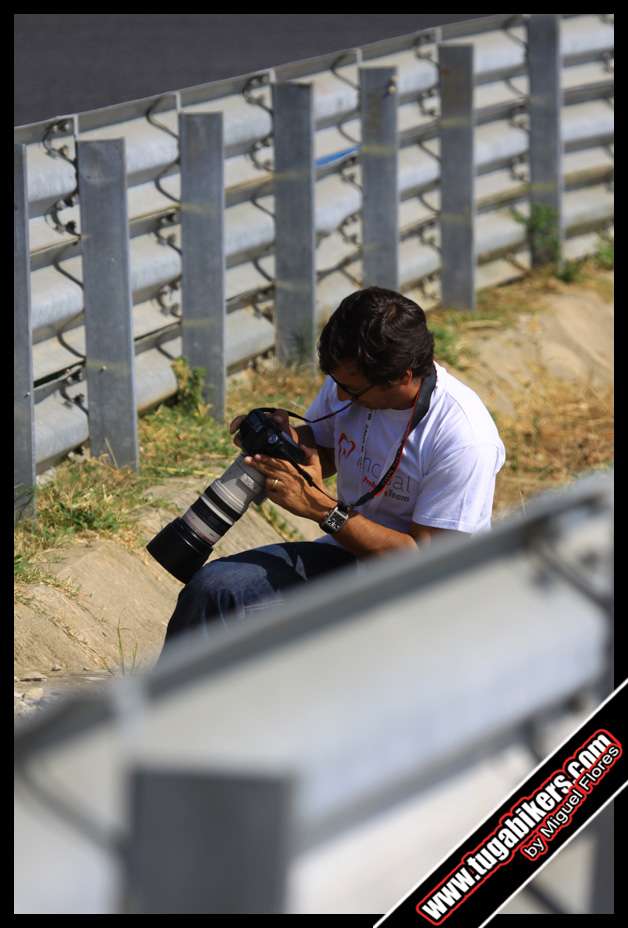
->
xmin=432 ymin=363 xmax=500 ymax=440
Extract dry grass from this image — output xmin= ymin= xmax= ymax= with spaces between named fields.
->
xmin=225 ymin=359 xmax=326 ymax=424
xmin=492 ymin=372 xmax=613 ymax=516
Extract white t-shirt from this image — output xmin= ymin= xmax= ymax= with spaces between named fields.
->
xmin=304 ymin=361 xmax=506 ymax=546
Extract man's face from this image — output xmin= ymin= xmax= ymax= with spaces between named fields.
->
xmin=328 ymin=360 xmax=416 ymax=410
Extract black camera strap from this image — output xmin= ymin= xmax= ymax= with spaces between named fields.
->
xmin=260 ymin=364 xmax=438 ymax=510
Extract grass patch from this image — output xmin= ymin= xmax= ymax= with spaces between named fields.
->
xmin=14 ymin=358 xmax=327 ymax=592
xmin=15 ymin=261 xmax=613 ymax=597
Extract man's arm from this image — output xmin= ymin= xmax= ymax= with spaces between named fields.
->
xmin=304 ymin=488 xmax=467 ymax=557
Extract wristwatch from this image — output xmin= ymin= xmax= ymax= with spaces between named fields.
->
xmin=319 ymin=503 xmax=351 ymax=535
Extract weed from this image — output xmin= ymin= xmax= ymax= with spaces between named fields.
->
xmin=104 ymin=620 xmax=139 ymax=677
xmin=555 ymin=258 xmax=584 ymax=284
xmin=594 ymin=233 xmax=614 ymax=271
xmin=171 ymin=357 xmax=210 ymax=417
xmin=430 ymin=323 xmax=461 ymax=368
xmin=512 ymin=203 xmax=561 ymax=268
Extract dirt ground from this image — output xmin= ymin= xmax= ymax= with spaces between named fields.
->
xmin=14 ymin=273 xmax=613 ymax=716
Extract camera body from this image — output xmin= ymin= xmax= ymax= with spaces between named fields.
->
xmin=237 ymin=408 xmax=307 ymax=466
xmin=146 ymin=409 xmax=307 ymax=583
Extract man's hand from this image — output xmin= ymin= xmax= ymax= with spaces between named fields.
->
xmin=229 ymin=410 xmax=333 ymax=521
xmin=245 ymin=449 xmax=333 ymax=522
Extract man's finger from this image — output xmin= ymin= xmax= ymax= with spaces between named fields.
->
xmin=229 ymin=416 xmax=245 ymax=434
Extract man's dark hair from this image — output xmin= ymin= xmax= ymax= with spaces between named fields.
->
xmin=317 ymin=287 xmax=435 ymax=384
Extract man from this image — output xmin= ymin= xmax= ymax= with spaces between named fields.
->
xmin=161 ymin=287 xmax=505 ymax=646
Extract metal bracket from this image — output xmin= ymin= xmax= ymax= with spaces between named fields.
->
xmin=242 ymin=73 xmax=275 ymax=173
xmin=156 ymin=281 xmax=181 ymax=318
xmin=416 ymin=270 xmax=440 ymax=303
xmin=509 ymin=102 xmax=530 ymax=134
xmin=330 ymin=52 xmax=361 ymax=145
xmin=242 ymin=72 xmax=273 ymax=116
xmin=418 ymin=218 xmax=441 ymax=255
xmin=145 ymin=96 xmax=179 ymax=140
xmin=339 ymin=265 xmax=362 ymax=288
xmin=417 ymin=86 xmax=439 ymax=119
xmin=340 ymin=154 xmax=362 ymax=192
xmin=417 ymin=137 xmax=441 ymax=164
xmin=252 ymin=255 xmax=274 ymax=285
xmin=249 ymin=134 xmax=274 ymax=174
xmin=153 ymin=213 xmax=182 ymax=308
xmin=502 ymin=13 xmax=529 ymax=56
xmin=251 ymin=192 xmax=275 ymax=220
xmin=252 ymin=286 xmax=275 ymax=323
xmin=45 ymin=195 xmax=79 ymax=237
xmin=338 ymin=211 xmax=361 ymax=247
xmin=52 ymin=239 xmax=83 ymax=290
xmin=417 ymin=191 xmax=440 ymax=218
xmin=42 ymin=118 xmax=81 ymax=237
xmin=413 ymin=30 xmax=438 ymax=63
xmin=59 ymin=369 xmax=89 ymax=415
xmin=330 ymin=52 xmax=359 ymax=91
xmin=146 ymin=98 xmax=181 ymax=205
xmin=509 ymin=152 xmax=529 ymax=183
xmin=155 ymin=212 xmax=182 ymax=255
xmin=532 ymin=538 xmax=613 ymax=614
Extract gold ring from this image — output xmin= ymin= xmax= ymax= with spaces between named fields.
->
xmin=272 ymin=478 xmax=279 ymax=490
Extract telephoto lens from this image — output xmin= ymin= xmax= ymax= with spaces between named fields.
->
xmin=146 ymin=408 xmax=307 ymax=583
xmin=146 ymin=455 xmax=267 ymax=584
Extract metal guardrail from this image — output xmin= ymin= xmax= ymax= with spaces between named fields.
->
xmin=14 ymin=470 xmax=613 ymax=913
xmin=14 ymin=13 xmax=614 ymax=518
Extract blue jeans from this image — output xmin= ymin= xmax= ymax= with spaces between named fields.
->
xmin=161 ymin=541 xmax=358 ymax=651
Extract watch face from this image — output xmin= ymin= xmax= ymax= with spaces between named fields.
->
xmin=322 ymin=507 xmax=348 ymax=533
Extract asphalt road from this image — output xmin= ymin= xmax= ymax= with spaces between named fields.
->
xmin=15 ymin=14 xmax=488 ymax=127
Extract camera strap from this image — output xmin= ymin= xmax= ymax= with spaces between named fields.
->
xmin=261 ymin=364 xmax=438 ymax=510
xmin=343 ymin=363 xmax=437 ymax=510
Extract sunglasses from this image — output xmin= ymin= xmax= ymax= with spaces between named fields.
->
xmin=328 ymin=374 xmax=376 ymax=400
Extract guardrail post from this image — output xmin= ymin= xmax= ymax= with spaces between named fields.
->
xmin=14 ymin=144 xmax=36 ymax=522
xmin=360 ymin=67 xmax=400 ymax=291
xmin=589 ymin=802 xmax=614 ymax=912
xmin=77 ymin=139 xmax=139 ymax=470
xmin=124 ymin=766 xmax=294 ymax=914
xmin=272 ymin=82 xmax=316 ymax=367
xmin=527 ymin=14 xmax=563 ymax=267
xmin=179 ymin=112 xmax=226 ymax=421
xmin=438 ymin=43 xmax=476 ymax=311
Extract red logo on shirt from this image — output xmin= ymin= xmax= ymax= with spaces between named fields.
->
xmin=338 ymin=432 xmax=356 ymax=458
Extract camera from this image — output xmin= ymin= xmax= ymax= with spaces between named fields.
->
xmin=146 ymin=408 xmax=307 ymax=583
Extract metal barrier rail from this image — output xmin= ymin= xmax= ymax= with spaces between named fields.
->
xmin=14 ymin=13 xmax=614 ymax=518
xmin=14 ymin=471 xmax=613 ymax=913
